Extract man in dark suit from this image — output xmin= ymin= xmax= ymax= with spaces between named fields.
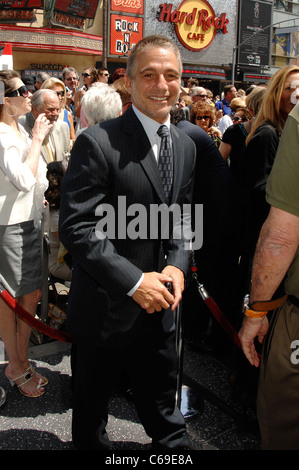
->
xmin=59 ymin=35 xmax=196 ymax=450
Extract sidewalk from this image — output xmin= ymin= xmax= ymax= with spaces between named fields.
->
xmin=0 ymin=333 xmax=260 ymax=452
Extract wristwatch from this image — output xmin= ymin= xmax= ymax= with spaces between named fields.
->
xmin=243 ymin=294 xmax=268 ymax=319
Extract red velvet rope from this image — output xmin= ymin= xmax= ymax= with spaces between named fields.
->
xmin=203 ymin=296 xmax=242 ymax=350
xmin=0 ymin=287 xmax=74 ymax=343
xmin=191 ymin=257 xmax=241 ymax=350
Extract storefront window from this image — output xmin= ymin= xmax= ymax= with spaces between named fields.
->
xmin=272 ymin=30 xmax=299 ymax=66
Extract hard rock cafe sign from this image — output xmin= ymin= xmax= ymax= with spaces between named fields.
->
xmin=158 ymin=0 xmax=229 ymax=52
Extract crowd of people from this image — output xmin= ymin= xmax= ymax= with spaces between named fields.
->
xmin=0 ymin=35 xmax=299 ymax=450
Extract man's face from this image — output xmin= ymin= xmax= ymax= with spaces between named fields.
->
xmin=64 ymin=72 xmax=78 ymax=92
xmin=192 ymin=88 xmax=207 ymax=103
xmin=36 ymin=94 xmax=60 ymax=123
xmin=98 ymin=70 xmax=109 ymax=83
xmin=227 ymin=87 xmax=237 ymax=103
xmin=125 ymin=46 xmax=181 ymax=124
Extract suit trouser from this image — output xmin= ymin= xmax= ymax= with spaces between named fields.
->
xmin=257 ymin=298 xmax=299 ymax=450
xmin=71 ymin=312 xmax=187 ymax=450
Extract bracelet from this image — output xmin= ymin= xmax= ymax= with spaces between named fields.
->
xmin=244 ymin=307 xmax=268 ymax=319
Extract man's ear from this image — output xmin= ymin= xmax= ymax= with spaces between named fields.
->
xmin=31 ymin=106 xmax=38 ymax=119
xmin=124 ymin=75 xmax=132 ymax=94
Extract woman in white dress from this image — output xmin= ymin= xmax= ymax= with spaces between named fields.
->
xmin=0 ymin=70 xmax=52 ymax=397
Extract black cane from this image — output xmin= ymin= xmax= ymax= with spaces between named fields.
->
xmin=167 ymin=279 xmax=203 ymax=419
xmin=174 ymin=302 xmax=183 ymax=408
xmin=166 ymin=281 xmax=183 ymax=409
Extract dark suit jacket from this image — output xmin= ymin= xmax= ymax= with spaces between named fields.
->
xmin=177 ymin=120 xmax=243 ymax=318
xmin=59 ymin=107 xmax=196 ymax=348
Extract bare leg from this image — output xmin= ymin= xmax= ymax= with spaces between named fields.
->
xmin=17 ymin=289 xmax=48 ymax=386
xmin=17 ymin=289 xmax=41 ymax=364
xmin=0 ymin=295 xmax=44 ymax=397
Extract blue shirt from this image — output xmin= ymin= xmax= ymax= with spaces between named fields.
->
xmin=215 ymin=98 xmax=231 ymax=116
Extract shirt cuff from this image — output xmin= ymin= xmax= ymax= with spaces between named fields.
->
xmin=127 ymin=273 xmax=144 ymax=296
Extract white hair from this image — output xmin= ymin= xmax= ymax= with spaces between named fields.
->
xmin=190 ymin=86 xmax=206 ymax=97
xmin=31 ymin=89 xmax=58 ymax=111
xmin=81 ymin=84 xmax=122 ymax=126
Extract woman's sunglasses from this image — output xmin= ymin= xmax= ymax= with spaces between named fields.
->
xmin=82 ymin=73 xmax=90 ymax=78
xmin=56 ymin=90 xmax=65 ymax=97
xmin=196 ymin=115 xmax=210 ymax=121
xmin=6 ymin=85 xmax=29 ymax=98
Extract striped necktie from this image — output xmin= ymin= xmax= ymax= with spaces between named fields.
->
xmin=157 ymin=125 xmax=173 ymax=204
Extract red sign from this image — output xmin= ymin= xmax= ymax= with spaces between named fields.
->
xmin=0 ymin=0 xmax=42 ymax=7
xmin=110 ymin=0 xmax=144 ymax=15
xmin=54 ymin=0 xmax=99 ymax=19
xmin=51 ymin=11 xmax=85 ymax=31
xmin=110 ymin=14 xmax=143 ymax=55
xmin=158 ymin=0 xmax=229 ymax=52
xmin=0 ymin=8 xmax=36 ymax=21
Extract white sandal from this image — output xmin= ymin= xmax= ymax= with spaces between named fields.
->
xmin=5 ymin=370 xmax=44 ymax=398
xmin=26 ymin=364 xmax=48 ymax=386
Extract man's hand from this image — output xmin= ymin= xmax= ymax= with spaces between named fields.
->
xmin=238 ymin=316 xmax=269 ymax=367
xmin=32 ymin=113 xmax=52 ymax=141
xmin=161 ymin=265 xmax=185 ymax=311
xmin=132 ymin=272 xmax=174 ymax=313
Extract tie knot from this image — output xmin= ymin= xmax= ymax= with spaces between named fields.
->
xmin=157 ymin=125 xmax=170 ymax=138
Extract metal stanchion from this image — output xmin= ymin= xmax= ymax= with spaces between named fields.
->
xmin=40 ymin=210 xmax=50 ymax=325
xmin=174 ymin=300 xmax=203 ymax=420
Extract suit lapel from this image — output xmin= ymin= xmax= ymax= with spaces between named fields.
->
xmin=41 ymin=146 xmax=50 ymax=164
xmin=123 ymin=109 xmax=165 ymax=203
xmin=170 ymin=125 xmax=184 ymax=204
xmin=122 ymin=109 xmax=185 ymax=205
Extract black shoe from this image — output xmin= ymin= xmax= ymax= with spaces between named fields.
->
xmin=152 ymin=435 xmax=190 ymax=451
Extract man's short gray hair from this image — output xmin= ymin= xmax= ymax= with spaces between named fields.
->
xmin=36 ymin=71 xmax=50 ymax=84
xmin=190 ymin=87 xmax=206 ymax=97
xmin=62 ymin=67 xmax=79 ymax=81
xmin=31 ymin=89 xmax=58 ymax=112
xmin=126 ymin=35 xmax=182 ymax=79
xmin=81 ymin=84 xmax=122 ymax=127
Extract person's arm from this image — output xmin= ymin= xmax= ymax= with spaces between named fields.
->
xmin=239 ymin=206 xmax=299 ymax=366
xmin=74 ymin=89 xmax=85 ymax=118
xmin=24 ymin=113 xmax=52 ymax=176
xmin=59 ymin=131 xmax=144 ymax=298
xmin=0 ymin=114 xmax=51 ymax=192
xmin=132 ymin=271 xmax=175 ymax=314
xmin=219 ymin=141 xmax=231 ymax=161
xmin=68 ymin=111 xmax=76 ymax=141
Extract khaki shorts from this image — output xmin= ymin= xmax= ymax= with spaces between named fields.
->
xmin=257 ymin=297 xmax=299 ymax=450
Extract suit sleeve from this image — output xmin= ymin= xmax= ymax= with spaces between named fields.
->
xmin=59 ymin=130 xmax=143 ymax=298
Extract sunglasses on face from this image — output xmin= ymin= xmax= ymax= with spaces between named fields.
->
xmin=196 ymin=115 xmax=210 ymax=121
xmin=82 ymin=73 xmax=91 ymax=78
xmin=56 ymin=90 xmax=65 ymax=97
xmin=233 ymin=116 xmax=246 ymax=122
xmin=6 ymin=85 xmax=29 ymax=98
xmin=100 ymin=73 xmax=109 ymax=77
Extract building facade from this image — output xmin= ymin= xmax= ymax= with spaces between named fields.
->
xmin=0 ymin=0 xmax=298 ymax=92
